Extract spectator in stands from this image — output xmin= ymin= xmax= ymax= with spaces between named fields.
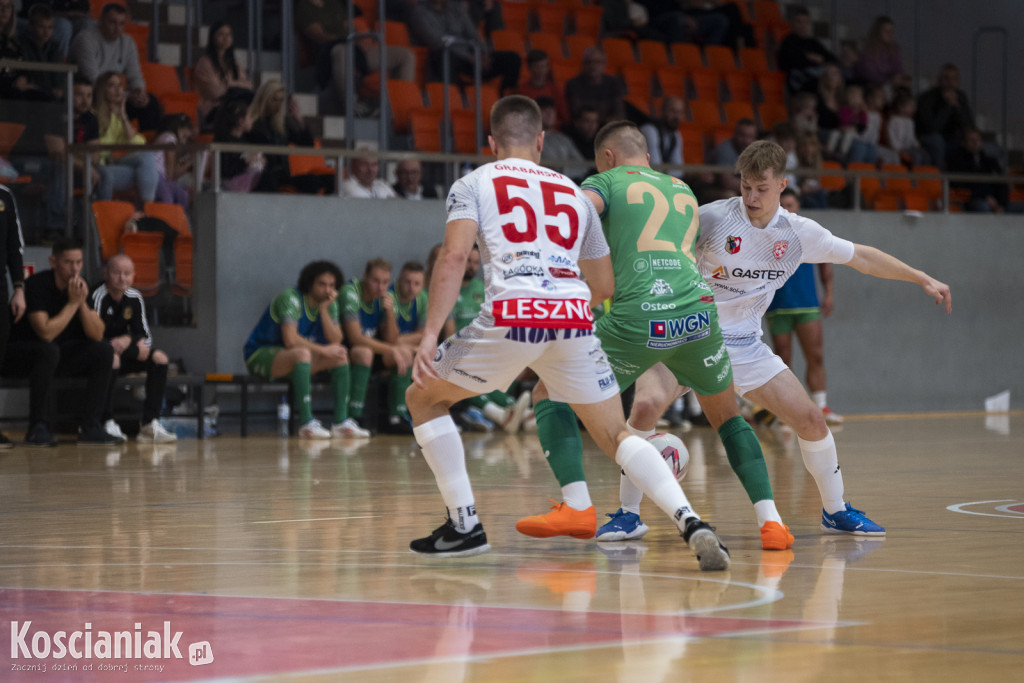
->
xmin=296 ymin=0 xmax=415 ymax=113
xmin=947 ymin=127 xmax=1010 ymax=214
xmin=789 ymin=91 xmax=819 ymax=136
xmin=769 ymin=120 xmax=800 ymax=188
xmin=392 ymin=158 xmax=438 ymax=199
xmin=832 ymin=83 xmax=877 ymax=164
xmin=639 ymin=0 xmax=728 ymax=46
xmin=0 ymin=183 xmax=26 ymax=448
xmin=837 ymin=39 xmax=860 ymax=84
xmin=70 ymin=3 xmax=162 ymax=131
xmin=885 ymin=90 xmax=927 ymax=166
xmin=244 ymin=259 xmax=369 ymax=439
xmin=537 ymin=96 xmax=587 ymax=183
xmin=864 ymin=85 xmax=900 ymax=165
xmin=795 ymin=131 xmax=828 ymax=209
xmin=193 ymin=20 xmax=253 ymax=129
xmin=341 ymin=153 xmax=397 ymax=198
xmin=916 ymin=63 xmax=975 ymax=171
xmin=340 ymin=258 xmax=412 ymax=433
xmin=564 ymin=46 xmax=625 ymax=124
xmin=213 ymin=98 xmax=268 ymax=193
xmin=515 ymin=50 xmax=570 ymax=128
xmin=409 ymin=0 xmax=520 ymax=94
xmin=152 ymin=113 xmax=193 ymax=208
xmin=603 ymin=0 xmax=666 ymax=42
xmin=640 ymin=96 xmax=685 ymax=179
xmin=18 ymin=4 xmax=64 ymax=100
xmin=0 ymin=238 xmax=123 ymax=446
xmin=563 ymin=106 xmax=600 ymax=164
xmin=815 ymin=62 xmax=843 ymax=133
xmin=777 ymin=4 xmax=836 ymax=95
xmin=0 ymin=0 xmax=28 ymax=100
xmin=91 ymin=254 xmax=177 ymax=443
xmin=854 ymin=16 xmax=909 ymax=97
xmin=709 ymin=118 xmax=758 ymax=197
xmin=48 ymin=0 xmax=93 ymax=59
xmin=92 ymin=70 xmax=159 ymax=205
xmin=247 ymin=79 xmax=318 ymax=191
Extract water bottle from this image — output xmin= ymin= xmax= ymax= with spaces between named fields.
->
xmin=277 ymin=396 xmax=290 ymax=437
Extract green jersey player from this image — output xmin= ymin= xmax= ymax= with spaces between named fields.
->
xmin=516 ymin=121 xmax=794 ymax=551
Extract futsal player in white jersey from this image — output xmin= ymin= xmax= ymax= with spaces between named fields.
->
xmin=619 ymin=140 xmax=952 ymax=536
xmin=406 ymin=96 xmax=730 ymax=570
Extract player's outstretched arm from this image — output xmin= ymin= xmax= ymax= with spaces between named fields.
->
xmin=845 ymin=244 xmax=952 ymax=313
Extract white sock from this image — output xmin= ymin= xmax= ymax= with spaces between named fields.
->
xmin=615 ymin=436 xmax=698 ymax=534
xmin=811 ymin=391 xmax=827 ymax=409
xmin=798 ymin=430 xmax=846 ymax=515
xmin=414 ymin=415 xmax=479 ymax=532
xmin=618 ymin=421 xmax=654 ymax=514
xmin=754 ymin=499 xmax=784 ymax=526
xmin=562 ymin=481 xmax=593 ymax=510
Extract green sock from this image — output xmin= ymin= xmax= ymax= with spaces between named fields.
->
xmin=534 ymin=399 xmax=586 ymax=487
xmin=290 ymin=362 xmax=314 ymax=424
xmin=465 ymin=395 xmax=488 ymax=410
xmin=348 ymin=363 xmax=371 ymax=418
xmin=719 ymin=415 xmax=774 ymax=503
xmin=389 ymin=369 xmax=412 ymax=418
xmin=486 ymin=390 xmax=515 ymax=408
xmin=331 ymin=364 xmax=351 ymax=424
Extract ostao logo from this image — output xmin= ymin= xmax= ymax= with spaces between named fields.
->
xmin=641 ymin=301 xmax=677 ymax=311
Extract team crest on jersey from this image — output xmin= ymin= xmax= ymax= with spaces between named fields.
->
xmin=649 ymin=279 xmax=674 ymax=296
xmin=773 ymin=240 xmax=788 ymax=259
xmin=726 ymin=236 xmax=742 ymax=254
xmin=711 ymin=266 xmax=729 ymax=280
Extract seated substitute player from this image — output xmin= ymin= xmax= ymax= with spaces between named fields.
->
xmin=515 ymin=121 xmax=791 ymax=550
xmin=405 ymin=95 xmax=730 ymax=570
xmin=91 ymin=254 xmax=177 ymax=443
xmin=385 ymin=261 xmax=429 ymax=434
xmin=616 ymin=140 xmax=952 ymax=537
xmin=244 ymin=260 xmax=368 ymax=439
xmin=765 ymin=188 xmax=842 ymax=425
xmin=341 ymin=258 xmax=413 ymax=434
xmin=1 ymin=238 xmax=122 ymax=446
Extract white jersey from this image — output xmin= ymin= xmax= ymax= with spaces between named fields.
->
xmin=446 ymin=158 xmax=608 ymax=329
xmin=697 ymin=197 xmax=855 ymax=345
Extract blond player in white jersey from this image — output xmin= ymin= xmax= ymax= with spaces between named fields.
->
xmin=619 ymin=140 xmax=951 ymax=536
xmin=405 ymin=96 xmax=731 ymax=570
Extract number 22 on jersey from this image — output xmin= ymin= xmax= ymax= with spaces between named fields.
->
xmin=627 ymin=180 xmax=699 ymax=261
xmin=493 ymin=176 xmax=580 ymax=249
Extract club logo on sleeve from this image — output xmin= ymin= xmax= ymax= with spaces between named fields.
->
xmin=726 ymin=236 xmax=742 ymax=254
xmin=773 ymin=240 xmax=789 ymax=259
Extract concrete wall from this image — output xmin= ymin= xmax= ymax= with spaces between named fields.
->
xmin=128 ymin=194 xmax=1024 ymax=414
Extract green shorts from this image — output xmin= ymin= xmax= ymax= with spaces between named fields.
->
xmin=245 ymin=346 xmax=283 ymax=380
xmin=765 ymin=309 xmax=822 ymax=336
xmin=596 ymin=311 xmax=733 ymax=396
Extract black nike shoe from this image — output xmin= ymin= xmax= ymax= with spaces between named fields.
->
xmin=24 ymin=423 xmax=58 ymax=448
xmin=410 ymin=518 xmax=491 ymax=557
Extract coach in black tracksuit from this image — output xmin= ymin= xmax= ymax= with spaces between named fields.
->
xmin=0 ymin=184 xmax=27 ymax=448
xmin=91 ymin=254 xmax=176 ymax=443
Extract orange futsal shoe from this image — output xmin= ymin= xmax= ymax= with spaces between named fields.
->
xmin=515 ymin=501 xmax=597 ymax=539
xmin=760 ymin=521 xmax=795 ymax=550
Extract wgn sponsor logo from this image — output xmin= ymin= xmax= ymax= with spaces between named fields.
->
xmin=647 ymin=312 xmax=711 ymax=349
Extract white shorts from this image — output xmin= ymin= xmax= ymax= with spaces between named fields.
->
xmin=434 ymin=318 xmax=620 ymax=405
xmin=725 ymin=339 xmax=788 ymax=396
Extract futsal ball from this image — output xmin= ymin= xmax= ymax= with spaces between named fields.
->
xmin=647 ymin=432 xmax=689 ymax=481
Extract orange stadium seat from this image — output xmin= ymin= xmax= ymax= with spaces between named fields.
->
xmin=671 ymin=43 xmax=703 ymax=69
xmin=91 ymin=200 xmax=136 ymax=262
xmin=527 ymin=33 xmax=564 ymax=60
xmin=637 ymin=40 xmax=671 ymax=69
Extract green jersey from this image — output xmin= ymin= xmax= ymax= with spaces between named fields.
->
xmin=390 ymin=286 xmax=428 ymax=335
xmin=451 ymin=278 xmax=485 ymax=331
xmin=582 ymin=165 xmax=715 ymax=324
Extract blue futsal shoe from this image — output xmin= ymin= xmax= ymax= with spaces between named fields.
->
xmin=596 ymin=508 xmax=650 ymax=542
xmin=821 ymin=503 xmax=886 ymax=536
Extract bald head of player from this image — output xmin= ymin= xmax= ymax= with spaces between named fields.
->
xmin=735 ymin=140 xmax=790 ymax=228
xmin=489 ymin=95 xmax=544 ymax=161
xmin=593 ymin=121 xmax=651 ymax=173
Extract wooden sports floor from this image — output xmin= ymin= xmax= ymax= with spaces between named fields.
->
xmin=1 ymin=412 xmax=1022 ymax=682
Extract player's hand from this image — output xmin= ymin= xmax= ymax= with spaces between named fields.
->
xmin=820 ymin=294 xmax=834 ymax=317
xmin=10 ymin=288 xmax=25 ymax=323
xmin=320 ymin=343 xmax=348 ymax=363
xmin=321 ymin=289 xmax=338 ymax=307
xmin=921 ymin=275 xmax=952 ymax=313
xmin=381 ymin=294 xmax=394 ymax=312
xmin=136 ymin=338 xmax=151 ymax=361
xmin=389 ymin=344 xmax=413 ymax=375
xmin=412 ymin=338 xmax=441 ymax=387
xmin=110 ymin=335 xmax=131 ymax=354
